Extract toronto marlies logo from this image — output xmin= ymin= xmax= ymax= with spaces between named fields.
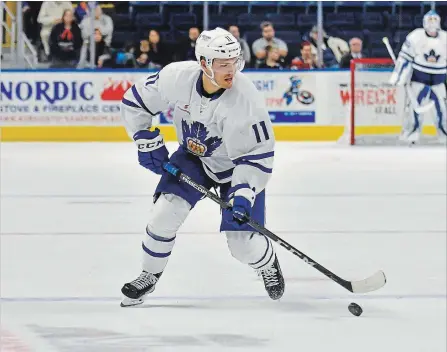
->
xmin=424 ymin=49 xmax=440 ymax=63
xmin=181 ymin=120 xmax=222 ymax=157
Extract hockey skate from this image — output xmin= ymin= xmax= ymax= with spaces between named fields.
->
xmin=256 ymin=255 xmax=285 ymax=300
xmin=120 ymin=271 xmax=162 ymax=307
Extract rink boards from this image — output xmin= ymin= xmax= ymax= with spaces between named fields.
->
xmin=0 ymin=69 xmax=436 ymax=141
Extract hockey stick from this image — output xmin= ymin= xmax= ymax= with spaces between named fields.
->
xmin=163 ymin=162 xmax=386 ymax=294
xmin=382 ymin=37 xmax=434 ymax=114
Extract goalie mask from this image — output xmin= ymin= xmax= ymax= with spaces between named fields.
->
xmin=423 ymin=10 xmax=441 ymax=34
xmin=195 ymin=27 xmax=245 ymax=87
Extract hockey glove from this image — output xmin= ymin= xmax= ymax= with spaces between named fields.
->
xmin=232 ymin=195 xmax=252 ymax=221
xmin=226 ymin=195 xmax=253 ymax=230
xmin=133 ymin=128 xmax=169 ymax=175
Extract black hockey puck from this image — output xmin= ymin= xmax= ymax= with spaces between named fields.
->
xmin=348 ymin=302 xmax=363 ymax=316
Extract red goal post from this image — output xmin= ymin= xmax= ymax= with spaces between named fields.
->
xmin=349 ymin=58 xmax=395 ymax=145
xmin=340 ymin=58 xmax=443 ymax=146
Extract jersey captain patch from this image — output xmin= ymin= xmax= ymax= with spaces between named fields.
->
xmin=181 ymin=120 xmax=223 ymax=157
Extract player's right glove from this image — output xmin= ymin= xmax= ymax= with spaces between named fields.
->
xmin=133 ymin=128 xmax=169 ymax=175
xmin=225 ymin=186 xmax=256 ymax=230
xmin=231 ymin=195 xmax=252 ymax=223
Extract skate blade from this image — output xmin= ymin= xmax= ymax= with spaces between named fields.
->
xmin=120 ymin=297 xmax=145 ymax=307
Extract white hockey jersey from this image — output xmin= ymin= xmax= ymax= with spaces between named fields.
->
xmin=121 ymin=61 xmax=275 ymax=197
xmin=391 ymin=28 xmax=447 ymax=86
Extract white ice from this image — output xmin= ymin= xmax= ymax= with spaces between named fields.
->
xmin=1 ymin=142 xmax=446 ymax=352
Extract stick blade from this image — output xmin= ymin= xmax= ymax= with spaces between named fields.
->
xmin=350 ymin=270 xmax=387 ymax=293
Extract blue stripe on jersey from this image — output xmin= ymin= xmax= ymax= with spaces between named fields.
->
xmin=142 ymin=242 xmax=171 ymax=258
xmin=233 ymin=151 xmax=275 ymax=163
xmin=412 ymin=62 xmax=447 ymax=71
xmin=122 ymin=98 xmax=141 ymax=109
xmin=145 ymin=73 xmax=159 ymax=86
xmin=400 ymin=52 xmax=413 ymax=62
xmin=131 ymin=85 xmax=158 ymax=116
xmin=203 ymin=163 xmax=234 ymax=180
xmin=146 ymin=228 xmax=176 ymax=242
xmin=401 ymin=50 xmax=414 ymax=59
xmin=229 ymin=183 xmax=251 ymax=196
xmin=236 ymin=160 xmax=273 ymax=174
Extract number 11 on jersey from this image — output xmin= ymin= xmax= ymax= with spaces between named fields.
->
xmin=252 ymin=121 xmax=270 ymax=143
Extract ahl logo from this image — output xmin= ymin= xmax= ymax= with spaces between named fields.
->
xmin=160 ymin=106 xmax=175 ymax=123
xmin=283 ymin=76 xmax=315 ymax=106
xmin=100 ymin=78 xmax=133 ymax=101
xmin=181 ymin=120 xmax=222 ymax=157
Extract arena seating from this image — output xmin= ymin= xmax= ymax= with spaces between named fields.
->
xmin=105 ymin=0 xmax=446 ymax=59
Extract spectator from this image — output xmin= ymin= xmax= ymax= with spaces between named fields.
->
xmin=111 ymin=42 xmax=136 ymax=68
xmin=135 ymin=40 xmax=151 ymax=68
xmin=339 ymin=37 xmax=365 ymax=68
xmin=258 ymin=46 xmax=284 ymax=70
xmin=23 ymin=1 xmax=42 ymax=46
xmin=290 ymin=41 xmax=317 ymax=70
xmin=146 ymin=29 xmax=172 ymax=68
xmin=252 ymin=21 xmax=288 ymax=67
xmin=78 ymin=28 xmax=112 ymax=68
xmin=49 ymin=9 xmax=82 ymax=68
xmin=188 ymin=27 xmax=200 ymax=61
xmin=74 ymin=2 xmax=89 ymax=23
xmin=80 ymin=5 xmax=114 ymax=46
xmin=228 ymin=25 xmax=251 ymax=66
xmin=303 ymin=26 xmax=348 ymax=67
xmin=37 ymin=1 xmax=73 ymax=59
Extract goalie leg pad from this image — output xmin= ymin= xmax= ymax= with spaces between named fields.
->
xmin=142 ymin=193 xmax=191 ymax=274
xmin=403 ymin=82 xmax=430 ymax=139
xmin=430 ymin=83 xmax=447 ymax=137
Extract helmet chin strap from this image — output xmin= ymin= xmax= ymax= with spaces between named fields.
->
xmin=202 ymin=65 xmax=222 ymax=88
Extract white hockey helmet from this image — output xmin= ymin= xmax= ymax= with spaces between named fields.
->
xmin=423 ymin=10 xmax=441 ymax=34
xmin=195 ymin=27 xmax=244 ymax=86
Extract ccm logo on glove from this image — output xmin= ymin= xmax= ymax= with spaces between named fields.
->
xmin=133 ymin=128 xmax=169 ymax=174
xmin=136 ymin=135 xmax=164 ymax=152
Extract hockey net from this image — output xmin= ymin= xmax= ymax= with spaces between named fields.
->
xmin=338 ymin=58 xmax=440 ymax=145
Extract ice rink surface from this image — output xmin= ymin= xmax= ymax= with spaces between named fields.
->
xmin=1 ymin=142 xmax=446 ymax=352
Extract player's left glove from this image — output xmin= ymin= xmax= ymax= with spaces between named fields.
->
xmin=133 ymin=128 xmax=169 ymax=175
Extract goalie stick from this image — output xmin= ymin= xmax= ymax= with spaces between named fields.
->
xmin=163 ymin=162 xmax=387 ymax=294
xmin=382 ymin=37 xmax=434 ymax=114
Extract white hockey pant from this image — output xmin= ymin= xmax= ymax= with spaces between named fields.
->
xmin=141 ymin=193 xmax=275 ymax=274
xmin=405 ymin=81 xmax=447 ymax=140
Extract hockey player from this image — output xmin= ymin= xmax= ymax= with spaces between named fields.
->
xmin=119 ymin=27 xmax=284 ymax=307
xmin=389 ymin=10 xmax=447 ymax=143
